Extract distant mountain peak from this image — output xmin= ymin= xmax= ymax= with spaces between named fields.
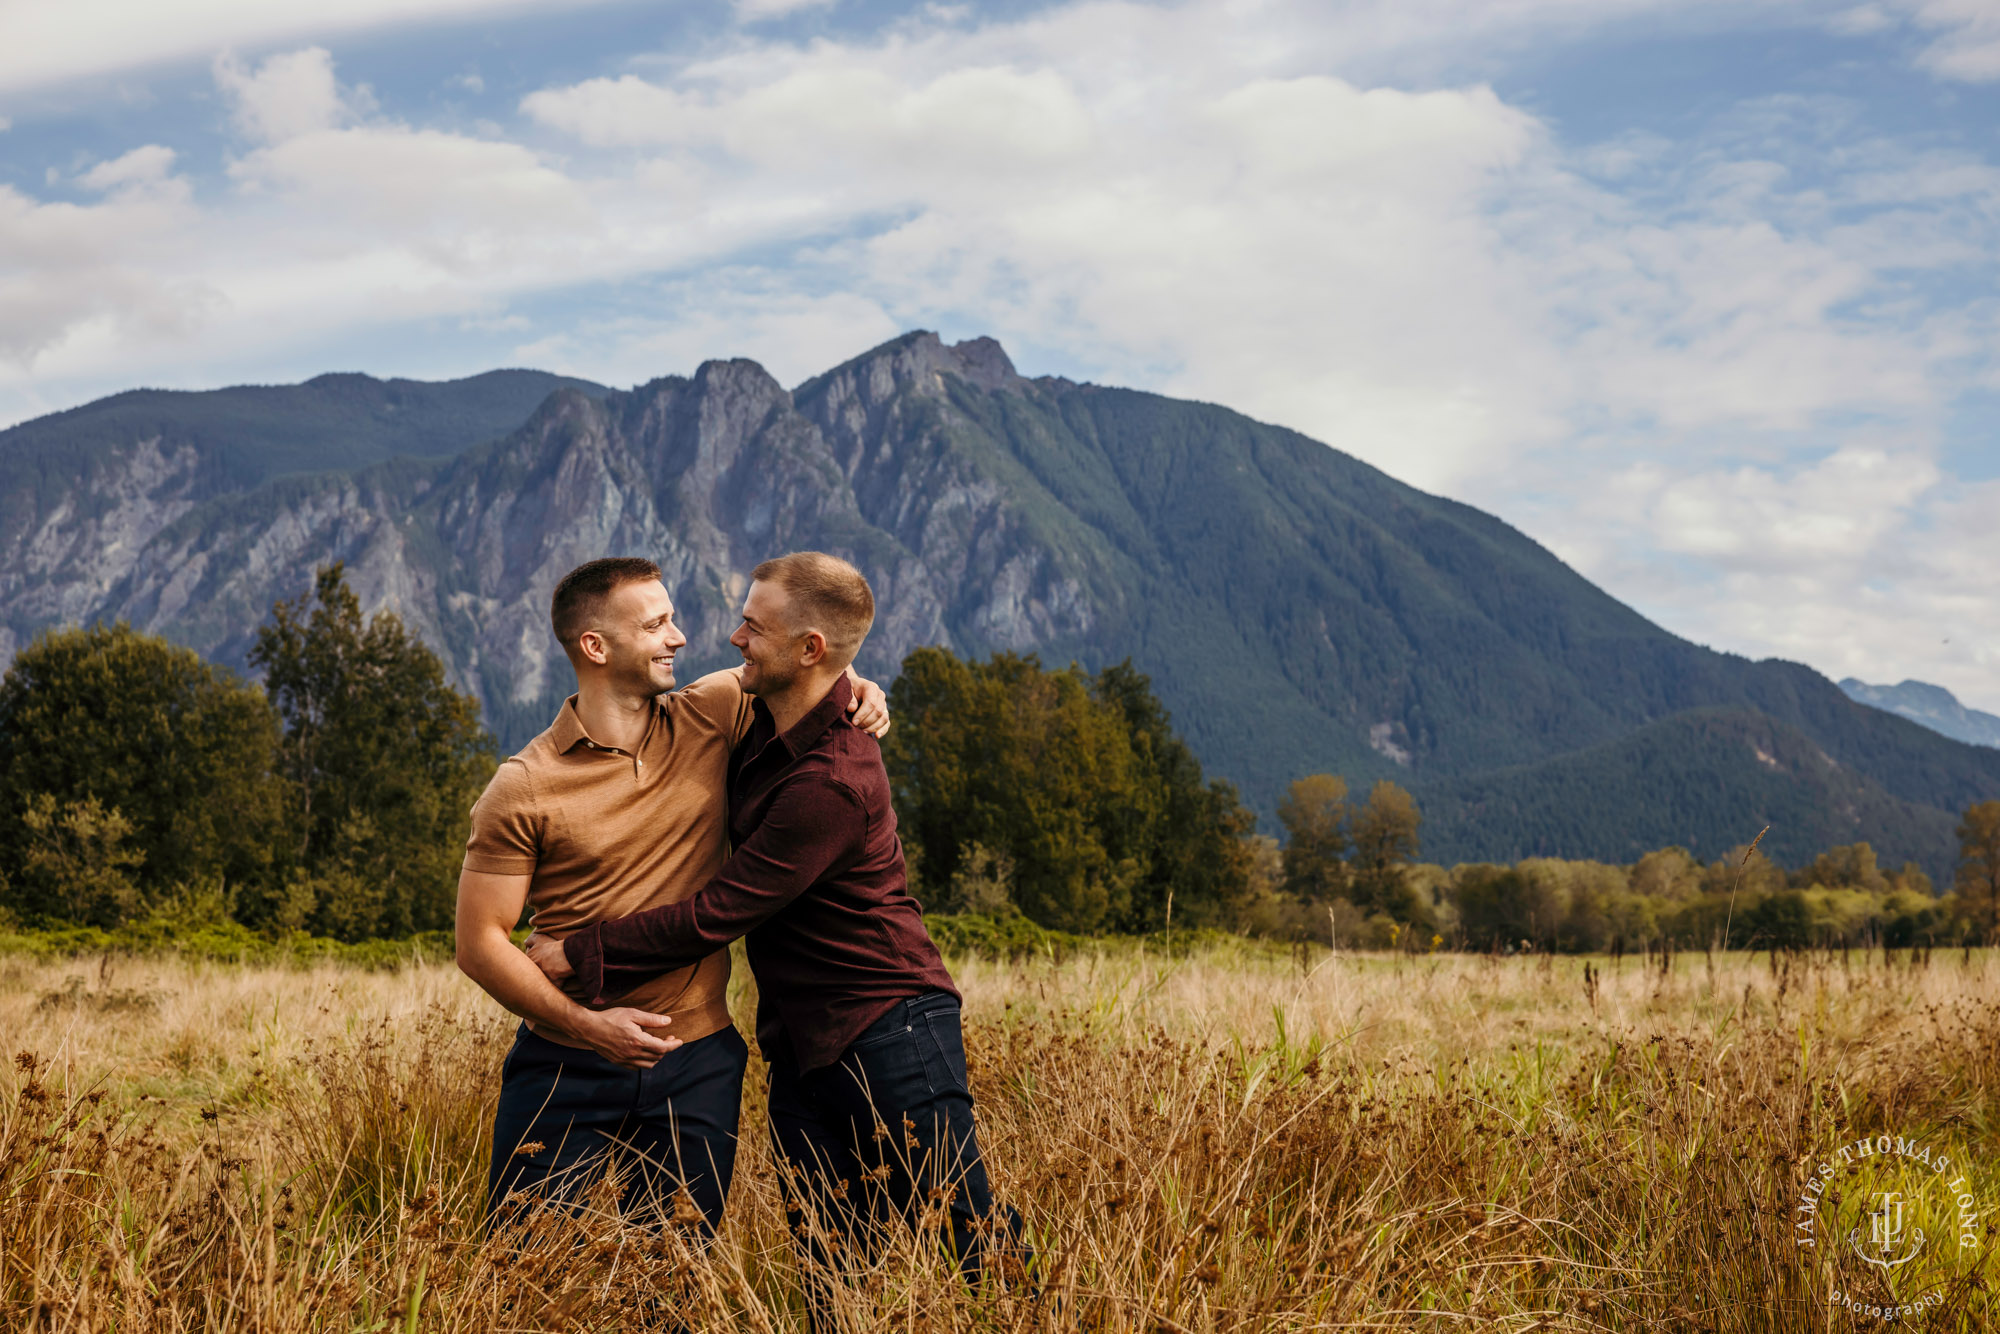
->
xmin=800 ymin=330 xmax=1026 ymax=400
xmin=945 ymin=335 xmax=1022 ymax=390
xmin=1840 ymin=678 xmax=2000 ymax=750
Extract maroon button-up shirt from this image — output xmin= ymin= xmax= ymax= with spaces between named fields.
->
xmin=562 ymin=673 xmax=959 ymax=1072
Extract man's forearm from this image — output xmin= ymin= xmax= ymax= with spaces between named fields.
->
xmin=564 ymin=902 xmax=715 ymax=1007
xmin=460 ymin=925 xmax=598 ymax=1039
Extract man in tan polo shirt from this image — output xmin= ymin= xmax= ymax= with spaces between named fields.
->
xmin=454 ymin=556 xmax=889 ymax=1232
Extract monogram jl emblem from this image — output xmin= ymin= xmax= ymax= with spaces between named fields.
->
xmin=1849 ymin=1191 xmax=1924 ymax=1269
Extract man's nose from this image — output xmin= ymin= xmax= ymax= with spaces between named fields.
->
xmin=728 ymin=624 xmax=748 ymax=648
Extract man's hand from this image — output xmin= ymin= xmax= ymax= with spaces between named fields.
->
xmin=847 ymin=669 xmax=892 ymax=737
xmin=519 ymin=931 xmax=677 ymax=1068
xmin=570 ymin=1007 xmax=680 ymax=1070
xmin=524 ymin=931 xmax=573 ymax=982
xmin=456 ymin=868 xmax=681 ymax=1071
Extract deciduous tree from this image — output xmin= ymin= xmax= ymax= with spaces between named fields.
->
xmin=0 ymin=622 xmax=281 ymax=923
xmin=1349 ymin=780 xmax=1429 ymax=925
xmin=1956 ymin=800 xmax=2000 ymax=944
xmin=883 ymin=649 xmax=1253 ymax=933
xmin=1276 ymin=774 xmax=1351 ymax=904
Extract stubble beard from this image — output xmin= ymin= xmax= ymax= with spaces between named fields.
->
xmin=742 ymin=656 xmax=797 ymax=699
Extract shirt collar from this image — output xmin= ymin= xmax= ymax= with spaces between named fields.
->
xmin=765 ymin=673 xmax=854 ymax=759
xmin=550 ymin=693 xmax=662 ymax=755
xmin=551 ymin=695 xmax=592 ymax=753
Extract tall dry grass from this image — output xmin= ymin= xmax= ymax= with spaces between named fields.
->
xmin=0 ymin=940 xmax=1994 ymax=1330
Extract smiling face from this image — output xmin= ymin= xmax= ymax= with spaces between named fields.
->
xmin=582 ymin=578 xmax=686 ymax=695
xmin=729 ymin=578 xmax=810 ymax=697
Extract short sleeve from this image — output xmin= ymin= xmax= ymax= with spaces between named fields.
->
xmin=462 ymin=758 xmax=540 ymax=875
xmin=678 ymin=668 xmax=754 ymax=745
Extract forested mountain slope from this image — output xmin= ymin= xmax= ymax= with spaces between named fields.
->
xmin=4 ymin=332 xmax=1993 ymax=876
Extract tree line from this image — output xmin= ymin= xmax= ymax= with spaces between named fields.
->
xmin=881 ymin=652 xmax=2000 ymax=953
xmin=3 ymin=591 xmax=1997 ymax=954
xmin=1257 ymin=774 xmax=2000 ymax=953
xmin=0 ymin=566 xmax=492 ymax=938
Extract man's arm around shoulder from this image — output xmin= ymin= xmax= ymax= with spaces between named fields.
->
xmin=454 ymin=867 xmax=682 ymax=1070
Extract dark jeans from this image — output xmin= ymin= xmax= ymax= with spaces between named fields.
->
xmin=766 ymin=991 xmax=1022 ymax=1296
xmin=487 ymin=1022 xmax=749 ymax=1233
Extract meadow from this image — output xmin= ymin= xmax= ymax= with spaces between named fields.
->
xmin=1 ymin=939 xmax=1994 ymax=1331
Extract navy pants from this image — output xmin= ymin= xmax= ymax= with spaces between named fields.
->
xmin=487 ymin=1022 xmax=749 ymax=1233
xmin=766 ymin=991 xmax=1021 ymax=1297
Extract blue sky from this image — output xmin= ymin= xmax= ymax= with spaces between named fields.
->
xmin=3 ymin=0 xmax=1997 ymax=710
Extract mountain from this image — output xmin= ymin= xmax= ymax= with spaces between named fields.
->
xmin=3 ymin=331 xmax=1995 ymax=880
xmin=1421 ymin=709 xmax=1960 ymax=872
xmin=0 ymin=368 xmax=606 ymax=666
xmin=1839 ymin=678 xmax=2000 ymax=750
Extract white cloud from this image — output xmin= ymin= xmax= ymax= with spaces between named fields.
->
xmin=228 ymin=126 xmax=588 ymax=231
xmin=520 ymin=75 xmax=697 ymax=147
xmin=1565 ymin=451 xmax=2000 ymax=710
xmin=1643 ymin=448 xmax=1940 ymax=569
xmin=1898 ymin=0 xmax=2000 ymax=80
xmin=0 ymin=145 xmax=207 ymax=370
xmin=512 ymin=4 xmax=1972 ymax=497
xmin=1829 ymin=4 xmax=1897 ymax=36
xmin=214 ymin=47 xmax=350 ymax=143
xmin=0 ymin=0 xmax=620 ymax=94
xmin=77 ymin=144 xmax=180 ymax=192
xmin=737 ymin=0 xmax=836 ymax=19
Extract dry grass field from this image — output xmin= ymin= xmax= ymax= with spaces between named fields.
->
xmin=1 ymin=939 xmax=1995 ymax=1331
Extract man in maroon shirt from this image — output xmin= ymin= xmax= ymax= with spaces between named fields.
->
xmin=527 ymin=551 xmax=1020 ymax=1297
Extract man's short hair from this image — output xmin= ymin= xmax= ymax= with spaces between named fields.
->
xmin=551 ymin=557 xmax=661 ymax=656
xmin=751 ymin=552 xmax=875 ymax=669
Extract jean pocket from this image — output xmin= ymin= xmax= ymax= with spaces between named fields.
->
xmin=850 ymin=1014 xmax=914 ymax=1049
xmin=844 ymin=1023 xmax=934 ymax=1108
xmin=920 ymin=1008 xmax=970 ymax=1097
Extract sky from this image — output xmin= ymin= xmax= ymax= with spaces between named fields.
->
xmin=2 ymin=0 xmax=1997 ymax=710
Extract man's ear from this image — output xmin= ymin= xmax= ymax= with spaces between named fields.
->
xmin=799 ymin=629 xmax=829 ymax=667
xmin=577 ymin=629 xmax=611 ymax=666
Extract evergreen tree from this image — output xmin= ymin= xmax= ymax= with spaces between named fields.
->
xmin=1090 ymin=661 xmax=1256 ymax=930
xmin=249 ymin=564 xmax=496 ymax=938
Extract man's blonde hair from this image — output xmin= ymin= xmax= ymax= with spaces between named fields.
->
xmin=751 ymin=552 xmax=875 ymax=669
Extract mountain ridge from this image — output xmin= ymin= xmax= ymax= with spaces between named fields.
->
xmin=1840 ymin=678 xmax=2000 ymax=750
xmin=4 ymin=332 xmax=1994 ymax=880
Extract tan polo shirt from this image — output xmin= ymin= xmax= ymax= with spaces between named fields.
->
xmin=462 ymin=669 xmax=754 ymax=1048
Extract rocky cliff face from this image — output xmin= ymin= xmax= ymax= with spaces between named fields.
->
xmin=0 ymin=334 xmax=1098 ymax=747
